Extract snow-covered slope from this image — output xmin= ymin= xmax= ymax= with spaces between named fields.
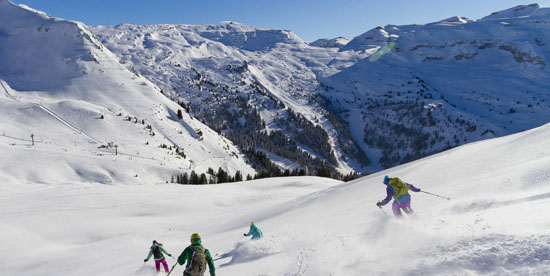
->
xmin=2 ymin=121 xmax=549 ymax=275
xmin=0 ymin=0 xmax=254 ymax=186
xmin=92 ymin=4 xmax=550 ymax=173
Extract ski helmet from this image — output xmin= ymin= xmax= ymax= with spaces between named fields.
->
xmin=152 ymin=240 xmax=157 ymax=244
xmin=383 ymin=176 xmax=390 ymax=184
xmin=250 ymin=221 xmax=254 ymax=226
xmin=190 ymin=233 xmax=201 ymax=242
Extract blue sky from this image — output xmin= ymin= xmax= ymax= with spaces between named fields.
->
xmin=11 ymin=0 xmax=549 ymax=42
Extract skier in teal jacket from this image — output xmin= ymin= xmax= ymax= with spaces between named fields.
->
xmin=244 ymin=221 xmax=263 ymax=240
xmin=144 ymin=240 xmax=172 ymax=273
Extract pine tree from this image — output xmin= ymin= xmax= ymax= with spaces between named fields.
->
xmin=234 ymin=170 xmax=243 ymax=182
xmin=182 ymin=172 xmax=189 ymax=184
xmin=190 ymin=170 xmax=199 ymax=184
xmin=199 ymin=173 xmax=208 ymax=184
xmin=217 ymin=167 xmax=228 ymax=183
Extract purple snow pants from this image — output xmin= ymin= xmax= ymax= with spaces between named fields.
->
xmin=392 ymin=198 xmax=414 ymax=217
xmin=155 ymin=258 xmax=169 ymax=272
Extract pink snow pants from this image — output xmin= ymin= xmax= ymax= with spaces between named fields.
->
xmin=155 ymin=258 xmax=169 ymax=272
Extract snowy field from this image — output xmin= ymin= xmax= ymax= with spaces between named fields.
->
xmin=2 ymin=123 xmax=550 ymax=275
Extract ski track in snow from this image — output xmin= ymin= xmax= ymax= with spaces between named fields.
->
xmin=1 ymin=79 xmax=101 ymax=144
xmin=0 ymin=80 xmax=18 ymax=101
xmin=35 ymin=103 xmax=102 ymax=144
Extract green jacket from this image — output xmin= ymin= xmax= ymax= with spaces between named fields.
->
xmin=177 ymin=241 xmax=215 ymax=276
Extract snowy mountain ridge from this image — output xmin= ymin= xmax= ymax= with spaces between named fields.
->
xmin=91 ymin=3 xmax=550 ymax=173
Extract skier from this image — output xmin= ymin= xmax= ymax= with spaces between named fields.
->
xmin=177 ymin=233 xmax=215 ymax=276
xmin=376 ymin=175 xmax=421 ymax=217
xmin=243 ymin=221 xmax=263 ymax=240
xmin=144 ymin=240 xmax=172 ymax=273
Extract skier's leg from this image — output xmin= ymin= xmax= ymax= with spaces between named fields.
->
xmin=392 ymin=201 xmax=403 ymax=217
xmin=154 ymin=260 xmax=161 ymax=272
xmin=402 ymin=199 xmax=418 ymax=218
xmin=161 ymin=259 xmax=169 ymax=272
xmin=402 ymin=199 xmax=414 ymax=214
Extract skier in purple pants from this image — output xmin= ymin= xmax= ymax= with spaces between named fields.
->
xmin=376 ymin=176 xmax=421 ymax=217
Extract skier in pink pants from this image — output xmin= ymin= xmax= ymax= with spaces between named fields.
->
xmin=144 ymin=240 xmax=172 ymax=273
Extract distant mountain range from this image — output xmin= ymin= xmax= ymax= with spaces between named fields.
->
xmin=1 ymin=0 xmax=549 ymax=184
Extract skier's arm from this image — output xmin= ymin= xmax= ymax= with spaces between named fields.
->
xmin=407 ymin=183 xmax=421 ymax=192
xmin=144 ymin=248 xmax=153 ymax=261
xmin=177 ymin=247 xmax=190 ymax=265
xmin=379 ymin=187 xmax=393 ymax=206
xmin=159 ymin=246 xmax=171 ymax=256
xmin=205 ymin=249 xmax=216 ymax=276
xmin=244 ymin=227 xmax=253 ymax=236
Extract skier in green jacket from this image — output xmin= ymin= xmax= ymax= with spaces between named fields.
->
xmin=177 ymin=233 xmax=215 ymax=276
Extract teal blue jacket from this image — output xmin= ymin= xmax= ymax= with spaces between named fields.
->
xmin=177 ymin=240 xmax=215 ymax=276
xmin=145 ymin=244 xmax=170 ymax=261
xmin=245 ymin=224 xmax=263 ymax=240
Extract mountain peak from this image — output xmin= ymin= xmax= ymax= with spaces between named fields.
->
xmin=434 ymin=16 xmax=473 ymax=25
xmin=480 ymin=4 xmax=545 ymax=21
xmin=309 ymin=37 xmax=351 ymax=48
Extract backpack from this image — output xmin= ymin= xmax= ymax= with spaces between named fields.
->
xmin=184 ymin=246 xmax=207 ymax=276
xmin=151 ymin=244 xmax=165 ymax=259
xmin=388 ymin=178 xmax=410 ymax=200
xmin=152 ymin=245 xmax=162 ymax=259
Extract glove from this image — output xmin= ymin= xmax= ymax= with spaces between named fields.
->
xmin=144 ymin=259 xmax=148 ymax=263
xmin=168 ymin=254 xmax=172 ymax=257
xmin=376 ymin=201 xmax=382 ymax=207
xmin=418 ymin=188 xmax=421 ymax=192
xmin=243 ymin=233 xmax=247 ymax=236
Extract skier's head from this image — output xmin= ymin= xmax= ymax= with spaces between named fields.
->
xmin=383 ymin=176 xmax=390 ymax=185
xmin=190 ymin=233 xmax=201 ymax=244
xmin=152 ymin=240 xmax=157 ymax=245
xmin=250 ymin=221 xmax=254 ymax=226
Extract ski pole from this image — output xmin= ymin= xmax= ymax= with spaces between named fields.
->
xmin=377 ymin=202 xmax=388 ymax=216
xmin=167 ymin=262 xmax=177 ymax=276
xmin=421 ymin=190 xmax=450 ymax=201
